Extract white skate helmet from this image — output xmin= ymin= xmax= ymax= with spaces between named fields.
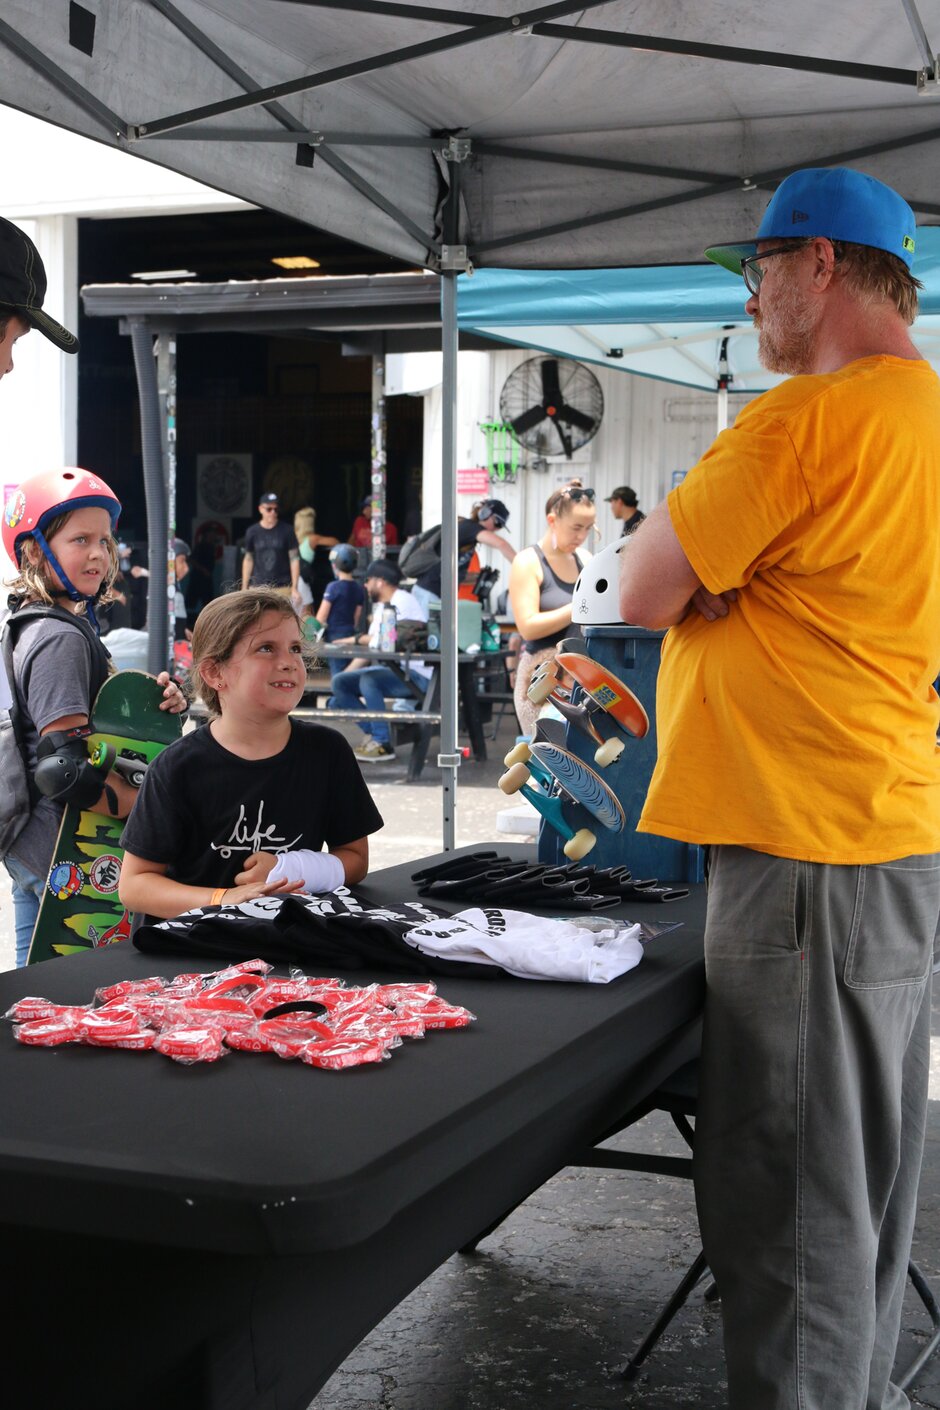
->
xmin=571 ymin=538 xmax=629 ymax=625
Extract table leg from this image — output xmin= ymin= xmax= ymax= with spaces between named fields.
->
xmin=459 ymin=660 xmax=487 ymax=762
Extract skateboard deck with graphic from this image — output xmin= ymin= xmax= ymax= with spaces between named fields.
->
xmin=527 ymin=648 xmax=649 ymax=766
xmin=499 ymin=718 xmax=625 ymax=861
xmin=28 ymin=671 xmax=182 ymax=964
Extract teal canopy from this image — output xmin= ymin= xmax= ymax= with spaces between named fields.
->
xmin=457 ymin=229 xmax=940 ymax=393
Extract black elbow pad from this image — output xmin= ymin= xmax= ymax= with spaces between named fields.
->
xmin=34 ymin=729 xmax=115 ymax=809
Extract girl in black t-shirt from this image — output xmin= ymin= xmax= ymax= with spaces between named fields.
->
xmin=119 ymin=589 xmax=383 ymax=920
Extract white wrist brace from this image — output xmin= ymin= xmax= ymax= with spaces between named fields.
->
xmin=268 ymin=849 xmax=345 ymax=895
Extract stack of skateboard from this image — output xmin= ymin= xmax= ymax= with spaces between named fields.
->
xmin=498 ymin=642 xmax=650 ymax=862
xmin=412 ymin=851 xmax=689 ymax=910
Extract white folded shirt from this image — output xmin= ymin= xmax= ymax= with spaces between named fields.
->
xmin=401 ymin=907 xmax=643 ymax=983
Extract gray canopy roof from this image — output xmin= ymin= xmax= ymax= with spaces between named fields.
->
xmin=2 ymin=0 xmax=940 ymax=270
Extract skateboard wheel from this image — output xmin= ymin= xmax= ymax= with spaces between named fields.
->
xmin=594 ymin=737 xmax=625 ymax=768
xmin=563 ymin=828 xmax=596 ymax=861
xmin=527 ymin=673 xmax=557 ymax=706
xmin=503 ymin=741 xmax=531 ymax=768
xmin=498 ymin=762 xmax=530 ymax=795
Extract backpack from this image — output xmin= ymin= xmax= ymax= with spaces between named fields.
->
xmin=397 ymin=524 xmax=442 ymax=580
xmin=0 ymin=602 xmax=111 ymax=858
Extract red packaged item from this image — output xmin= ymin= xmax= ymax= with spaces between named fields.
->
xmin=199 ymin=973 xmax=268 ymax=1002
xmin=76 ymin=1007 xmax=144 ymax=1039
xmin=398 ymin=996 xmax=476 ymax=1030
xmin=6 ymin=997 xmax=61 ymax=1022
xmin=7 ymin=998 xmax=89 ymax=1026
xmin=95 ymin=977 xmax=166 ymax=1005
xmin=14 ymin=1020 xmax=80 ymax=1047
xmin=224 ymin=1024 xmax=273 ymax=1054
xmin=301 ymin=1036 xmax=395 ymax=1070
xmin=154 ymin=1027 xmax=224 ymax=1063
xmin=375 ymin=982 xmax=437 ymax=1006
xmin=85 ymin=1028 xmax=157 ymax=1050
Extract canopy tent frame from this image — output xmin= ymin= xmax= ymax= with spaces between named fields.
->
xmin=5 ymin=5 xmax=940 ymax=272
xmin=10 ymin=0 xmax=940 ymax=852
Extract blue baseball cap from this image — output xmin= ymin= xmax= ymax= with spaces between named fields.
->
xmin=705 ymin=167 xmax=917 ymax=276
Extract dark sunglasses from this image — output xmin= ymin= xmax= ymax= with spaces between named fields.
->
xmin=559 ymin=485 xmax=596 ymax=504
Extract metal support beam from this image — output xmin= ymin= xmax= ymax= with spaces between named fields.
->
xmin=438 ymin=164 xmax=462 ymax=852
xmin=129 ymin=0 xmax=620 ymax=138
xmin=475 ymin=119 xmax=940 ymax=253
xmin=129 ymin=321 xmax=171 ymax=677
xmin=0 ymin=17 xmax=127 ymax=137
xmin=316 ymin=143 xmax=441 ymax=255
xmin=156 ymin=334 xmax=179 ymax=672
xmin=152 ymin=128 xmax=444 ymax=147
xmin=370 ymin=337 xmax=388 ymax=562
xmin=899 ymin=0 xmax=936 ymax=69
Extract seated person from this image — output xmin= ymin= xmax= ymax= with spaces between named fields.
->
xmin=329 ymin=559 xmax=429 ymax=764
xmin=120 ymin=589 xmax=383 ymax=917
xmin=349 ymin=495 xmax=400 ymax=549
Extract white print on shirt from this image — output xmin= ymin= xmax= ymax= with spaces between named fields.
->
xmin=210 ymin=801 xmax=303 ymax=859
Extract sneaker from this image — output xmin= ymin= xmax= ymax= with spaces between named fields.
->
xmin=354 ymin=739 xmax=397 ymax=762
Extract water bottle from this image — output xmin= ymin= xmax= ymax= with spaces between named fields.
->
xmin=379 ymin=604 xmax=397 ymax=651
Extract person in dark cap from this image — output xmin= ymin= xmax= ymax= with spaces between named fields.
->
xmin=328 ymin=558 xmax=429 ymax=762
xmin=621 ymin=167 xmax=940 ymax=1409
xmin=0 ymin=216 xmax=78 ymax=377
xmin=240 ymin=492 xmax=300 ymax=601
xmin=604 ymin=485 xmax=645 ymax=537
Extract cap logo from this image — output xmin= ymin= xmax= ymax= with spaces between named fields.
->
xmin=903 ymin=234 xmax=916 ymax=253
xmin=792 ymin=209 xmax=809 ymax=223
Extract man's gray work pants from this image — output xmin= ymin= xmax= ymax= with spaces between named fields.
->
xmin=695 ymin=845 xmax=939 ymax=1410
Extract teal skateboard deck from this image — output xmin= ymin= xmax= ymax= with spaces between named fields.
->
xmin=499 ymin=718 xmax=625 ymax=861
xmin=27 ymin=670 xmax=182 ymax=964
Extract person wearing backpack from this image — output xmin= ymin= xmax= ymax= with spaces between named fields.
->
xmin=404 ymin=499 xmax=515 ymax=613
xmin=1 ymin=468 xmax=187 ymax=967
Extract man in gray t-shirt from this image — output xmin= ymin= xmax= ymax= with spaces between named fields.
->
xmin=241 ymin=493 xmax=300 ymax=597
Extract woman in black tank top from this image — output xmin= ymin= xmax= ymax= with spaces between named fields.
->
xmin=508 ymin=480 xmax=597 ymax=737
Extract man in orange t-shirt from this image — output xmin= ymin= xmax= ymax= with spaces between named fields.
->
xmin=621 ymin=168 xmax=940 ymax=1410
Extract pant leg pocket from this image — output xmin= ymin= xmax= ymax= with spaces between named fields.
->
xmin=844 ymin=856 xmax=940 ymax=989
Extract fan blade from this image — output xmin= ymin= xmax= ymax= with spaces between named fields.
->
xmin=556 ymin=400 xmax=596 ymax=434
xmin=555 ymin=419 xmax=574 ymax=458
xmin=511 ymin=405 xmax=546 ymax=437
xmin=541 ymin=359 xmax=562 ymax=408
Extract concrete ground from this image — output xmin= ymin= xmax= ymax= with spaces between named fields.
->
xmin=2 ymin=701 xmax=940 ymax=1409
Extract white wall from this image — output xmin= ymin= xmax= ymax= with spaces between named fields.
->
xmin=417 ymin=346 xmax=756 ymax=588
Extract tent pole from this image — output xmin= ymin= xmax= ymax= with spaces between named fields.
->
xmin=438 ymin=160 xmax=466 ymax=853
xmin=370 ymin=335 xmax=388 ymax=560
xmin=130 ymin=319 xmax=172 ymax=677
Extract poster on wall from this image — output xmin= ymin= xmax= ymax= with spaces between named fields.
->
xmin=196 ymin=454 xmax=253 ymax=518
xmin=457 ymin=467 xmax=491 ymax=497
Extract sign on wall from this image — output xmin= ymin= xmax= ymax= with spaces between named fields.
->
xmin=196 ymin=454 xmax=253 ymax=518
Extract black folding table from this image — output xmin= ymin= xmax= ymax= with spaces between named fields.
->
xmin=0 ymin=847 xmax=705 ymax=1410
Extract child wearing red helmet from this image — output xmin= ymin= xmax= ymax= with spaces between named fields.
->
xmin=1 ymin=468 xmax=186 ymax=966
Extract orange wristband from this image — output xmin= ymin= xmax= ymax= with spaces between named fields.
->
xmin=210 ymin=888 xmax=227 ymax=907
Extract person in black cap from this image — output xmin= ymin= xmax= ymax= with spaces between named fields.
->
xmin=621 ymin=167 xmax=940 ymax=1410
xmin=0 ymin=216 xmax=78 ymax=376
xmin=604 ymin=485 xmax=645 ymax=537
xmin=411 ymin=497 xmax=515 ymax=610
xmin=241 ymin=492 xmax=300 ymax=601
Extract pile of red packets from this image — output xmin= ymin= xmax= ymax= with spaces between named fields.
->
xmin=5 ymin=959 xmax=475 ymax=1070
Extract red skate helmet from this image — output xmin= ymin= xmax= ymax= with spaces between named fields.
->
xmin=2 ymin=467 xmax=121 ymax=569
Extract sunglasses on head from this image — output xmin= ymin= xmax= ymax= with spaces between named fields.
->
xmin=559 ymin=485 xmax=596 ymax=504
